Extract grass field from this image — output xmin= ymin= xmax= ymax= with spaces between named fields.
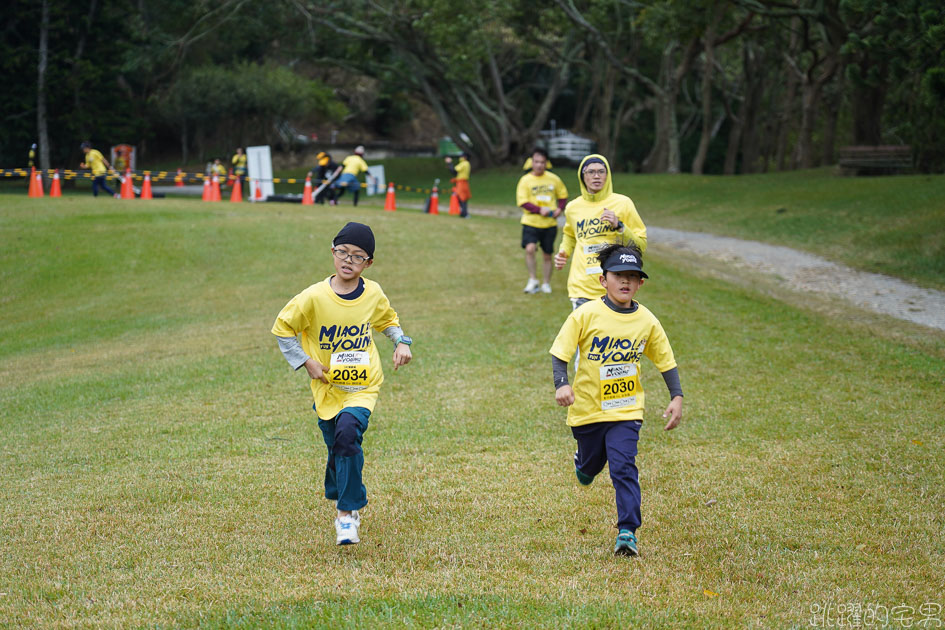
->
xmin=1 ymin=188 xmax=944 ymax=628
xmin=15 ymin=158 xmax=944 ymax=289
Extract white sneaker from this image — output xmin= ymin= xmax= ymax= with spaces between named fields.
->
xmin=335 ymin=511 xmax=360 ymax=545
xmin=524 ymin=278 xmax=540 ymax=294
xmin=540 ymin=283 xmax=552 ymax=294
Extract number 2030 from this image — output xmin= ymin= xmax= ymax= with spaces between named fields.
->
xmin=603 ymin=380 xmax=635 ymax=395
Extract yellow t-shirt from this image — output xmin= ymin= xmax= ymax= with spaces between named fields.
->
xmin=516 ymin=171 xmax=569 ymax=229
xmin=559 ymin=154 xmax=647 ymax=299
xmin=454 ymin=158 xmax=470 ymax=181
xmin=271 ymin=276 xmax=400 ymax=420
xmin=342 ymin=155 xmax=369 ymax=176
xmin=550 ymin=298 xmax=676 ymax=427
xmin=85 ymin=149 xmax=108 ymax=176
xmin=232 ymin=153 xmax=247 ymax=175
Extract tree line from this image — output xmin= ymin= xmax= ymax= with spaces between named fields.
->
xmin=4 ymin=0 xmax=944 ymax=174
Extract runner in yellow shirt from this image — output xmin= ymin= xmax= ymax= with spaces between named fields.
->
xmin=272 ymin=222 xmax=413 ymax=547
xmin=554 ymin=154 xmax=647 ymax=310
xmin=231 ymin=147 xmax=248 ymax=196
xmin=550 ymin=242 xmax=682 ymax=557
xmin=331 ymin=146 xmax=375 ymax=206
xmin=79 ymin=141 xmax=118 ymax=198
xmin=516 ymin=148 xmax=568 ymax=293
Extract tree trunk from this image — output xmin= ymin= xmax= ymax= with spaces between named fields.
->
xmin=851 ymin=80 xmax=886 ymax=145
xmin=37 ymin=0 xmax=50 ymax=173
xmin=692 ymin=7 xmax=724 ymax=175
xmin=71 ymin=0 xmax=98 ymax=139
xmin=822 ymin=88 xmax=840 ymax=165
xmin=795 ymin=81 xmax=820 ymax=168
xmin=592 ymin=65 xmax=617 ymax=160
xmin=643 ymin=44 xmax=680 ymax=173
xmin=723 ymin=113 xmax=743 ymax=175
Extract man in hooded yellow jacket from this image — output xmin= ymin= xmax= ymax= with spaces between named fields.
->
xmin=554 ymin=154 xmax=647 ymax=310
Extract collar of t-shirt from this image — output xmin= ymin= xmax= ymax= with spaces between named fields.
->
xmin=601 ymin=295 xmax=638 ymax=314
xmin=334 ymin=277 xmax=365 ymax=300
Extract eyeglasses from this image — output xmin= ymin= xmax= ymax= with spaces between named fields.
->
xmin=583 ymin=169 xmax=607 ymax=177
xmin=332 ymin=248 xmax=369 ymax=265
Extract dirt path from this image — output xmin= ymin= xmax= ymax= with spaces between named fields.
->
xmin=649 ymin=226 xmax=945 ymax=332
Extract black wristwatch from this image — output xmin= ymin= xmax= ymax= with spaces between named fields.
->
xmin=396 ymin=335 xmax=412 ymax=346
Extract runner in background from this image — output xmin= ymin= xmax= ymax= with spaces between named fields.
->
xmin=445 ymin=152 xmax=471 ymax=218
xmin=79 ymin=141 xmax=119 ymax=198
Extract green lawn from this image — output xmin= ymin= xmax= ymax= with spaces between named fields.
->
xmin=12 ymin=158 xmax=944 ymax=290
xmin=1 ymin=192 xmax=943 ymax=628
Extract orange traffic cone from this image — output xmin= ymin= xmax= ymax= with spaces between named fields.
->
xmin=384 ymin=182 xmax=396 ymax=211
xmin=202 ymin=177 xmax=211 ymax=201
xmin=120 ymin=169 xmax=134 ymax=199
xmin=302 ymin=175 xmax=314 ymax=205
xmin=175 ymin=168 xmax=184 ymax=187
xmin=428 ymin=185 xmax=439 ymax=215
xmin=449 ymin=191 xmax=461 ymax=215
xmin=28 ymin=168 xmax=44 ymax=197
xmin=49 ymin=170 xmax=62 ymax=197
xmin=254 ymin=179 xmax=263 ymax=201
xmin=141 ymin=173 xmax=153 ymax=200
xmin=230 ymin=177 xmax=242 ymax=202
xmin=210 ymin=174 xmax=221 ymax=202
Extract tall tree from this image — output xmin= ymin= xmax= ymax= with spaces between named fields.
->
xmin=36 ymin=0 xmax=50 ymax=173
xmin=295 ymin=0 xmax=579 ymax=165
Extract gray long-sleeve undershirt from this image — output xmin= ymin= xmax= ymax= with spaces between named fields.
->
xmin=276 ymin=325 xmax=404 ymax=370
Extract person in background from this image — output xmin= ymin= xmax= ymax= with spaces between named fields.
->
xmin=79 ymin=141 xmax=119 ymax=198
xmin=29 ymin=143 xmax=37 ymax=169
xmin=517 ymin=148 xmax=568 ymax=294
xmin=212 ymin=158 xmax=228 ymax=191
xmin=312 ymin=151 xmax=339 ymax=205
xmin=444 ymin=152 xmax=471 ymax=217
xmin=555 ymin=154 xmax=647 ymax=311
xmin=232 ymin=147 xmax=248 ymax=195
xmin=331 ymin=146 xmax=375 ymax=206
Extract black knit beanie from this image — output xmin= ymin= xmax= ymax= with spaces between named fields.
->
xmin=333 ymin=222 xmax=375 ymax=258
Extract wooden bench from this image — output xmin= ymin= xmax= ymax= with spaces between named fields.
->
xmin=838 ymin=145 xmax=913 ymax=176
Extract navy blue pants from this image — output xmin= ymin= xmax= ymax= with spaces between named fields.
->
xmin=316 ymin=407 xmax=370 ymax=512
xmin=572 ymin=420 xmax=642 ymax=533
xmin=92 ymin=175 xmax=116 ymax=197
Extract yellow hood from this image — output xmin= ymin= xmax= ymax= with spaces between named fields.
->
xmin=576 ymin=154 xmax=613 ymax=203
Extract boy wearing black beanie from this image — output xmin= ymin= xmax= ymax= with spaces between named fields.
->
xmin=272 ymin=222 xmax=413 ymax=546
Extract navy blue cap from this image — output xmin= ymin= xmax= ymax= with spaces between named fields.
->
xmin=601 ymin=249 xmax=648 ymax=278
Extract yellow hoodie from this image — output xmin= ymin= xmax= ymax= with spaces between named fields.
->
xmin=558 ymin=155 xmax=647 ymax=299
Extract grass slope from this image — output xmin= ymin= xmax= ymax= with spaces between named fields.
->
xmin=1 ymin=195 xmax=943 ymax=628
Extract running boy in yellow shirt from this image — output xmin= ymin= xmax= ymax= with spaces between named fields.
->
xmin=549 ymin=243 xmax=682 ymax=557
xmin=272 ymin=222 xmax=413 ymax=546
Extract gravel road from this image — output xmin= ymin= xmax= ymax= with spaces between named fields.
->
xmin=649 ymin=227 xmax=945 ymax=332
